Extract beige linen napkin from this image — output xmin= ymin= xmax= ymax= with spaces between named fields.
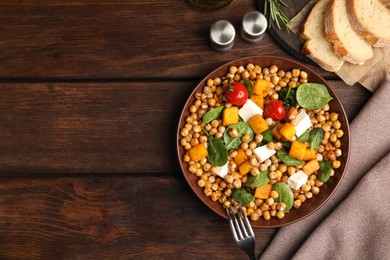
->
xmin=260 ymin=76 xmax=390 ymax=259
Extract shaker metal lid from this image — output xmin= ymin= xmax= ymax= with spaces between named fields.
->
xmin=210 ymin=20 xmax=235 ymax=51
xmin=242 ymin=11 xmax=267 ymax=39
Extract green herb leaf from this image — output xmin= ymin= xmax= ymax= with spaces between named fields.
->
xmin=245 ymin=170 xmax=269 ymax=188
xmin=231 ymin=188 xmax=255 ymax=206
xmin=262 ymin=0 xmax=291 ymax=32
xmin=207 ymin=138 xmax=228 ymax=166
xmin=278 ymin=86 xmax=297 ymax=110
xmin=272 ymin=182 xmax=294 ymax=212
xmin=224 ymin=122 xmax=254 ymax=150
xmin=202 ymin=106 xmax=224 ymax=125
xmin=318 ymin=160 xmax=332 ymax=183
xmin=296 ymin=130 xmax=311 ymax=142
xmin=296 ymin=83 xmax=333 ymax=110
xmin=240 ymin=79 xmax=254 ymax=97
xmin=277 ymin=150 xmax=305 ymax=166
xmin=308 ymin=128 xmax=324 ymax=150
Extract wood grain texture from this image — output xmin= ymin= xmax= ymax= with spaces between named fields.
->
xmin=0 ymin=81 xmax=370 ymax=176
xmin=0 ymin=176 xmax=276 ymax=259
xmin=0 ymin=0 xmax=336 ymax=79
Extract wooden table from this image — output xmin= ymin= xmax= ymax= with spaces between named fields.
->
xmin=0 ymin=1 xmax=372 ymax=259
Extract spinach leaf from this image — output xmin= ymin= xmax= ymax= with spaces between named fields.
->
xmin=207 ymin=138 xmax=228 ymax=166
xmin=260 ymin=125 xmax=274 ymax=145
xmin=231 ymin=188 xmax=255 ymax=206
xmin=224 ymin=122 xmax=254 ymax=150
xmin=277 ymin=150 xmax=305 ymax=166
xmin=202 ymin=106 xmax=224 ymax=125
xmin=272 ymin=182 xmax=294 ymax=212
xmin=279 ymin=86 xmax=297 ymax=109
xmin=241 ymin=79 xmax=254 ymax=97
xmin=245 ymin=170 xmax=269 ymax=188
xmin=308 ymin=128 xmax=324 ymax=150
xmin=296 ymin=83 xmax=333 ymax=110
xmin=318 ymin=160 xmax=332 ymax=183
xmin=296 ymin=130 xmax=311 ymax=142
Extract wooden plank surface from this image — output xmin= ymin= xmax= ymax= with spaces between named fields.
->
xmin=0 ymin=0 xmax=336 ymax=79
xmin=0 ymin=81 xmax=370 ymax=176
xmin=0 ymin=176 xmax=276 ymax=259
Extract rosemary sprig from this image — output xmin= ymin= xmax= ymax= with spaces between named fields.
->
xmin=264 ymin=0 xmax=291 ymax=32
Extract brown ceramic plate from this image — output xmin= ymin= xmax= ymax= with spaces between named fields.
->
xmin=177 ymin=56 xmax=350 ymax=228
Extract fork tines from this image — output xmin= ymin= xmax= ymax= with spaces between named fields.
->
xmin=226 ymin=203 xmax=255 ymax=241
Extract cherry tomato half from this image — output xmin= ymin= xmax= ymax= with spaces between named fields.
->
xmin=263 ymin=99 xmax=286 ymax=121
xmin=224 ymin=82 xmax=248 ymax=106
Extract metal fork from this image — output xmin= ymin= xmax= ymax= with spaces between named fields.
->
xmin=226 ymin=204 xmax=257 ymax=260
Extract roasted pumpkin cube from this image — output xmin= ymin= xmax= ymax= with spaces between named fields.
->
xmin=188 ymin=144 xmax=208 ymax=162
xmin=272 ymin=123 xmax=283 ymax=139
xmin=286 ymin=107 xmax=299 ymax=121
xmin=248 ymin=114 xmax=269 ymax=134
xmin=279 ymin=123 xmax=296 ymax=141
xmin=302 ymin=159 xmax=320 ymax=175
xmin=302 ymin=148 xmax=317 ymax=161
xmin=254 ymin=184 xmax=272 ymax=199
xmin=234 ymin=148 xmax=248 ymax=167
xmin=254 ymin=79 xmax=272 ymax=97
xmin=289 ymin=141 xmax=308 ymax=160
xmin=239 ymin=160 xmax=252 ymax=175
xmin=250 ymin=94 xmax=265 ymax=109
xmin=222 ymin=106 xmax=239 ymax=126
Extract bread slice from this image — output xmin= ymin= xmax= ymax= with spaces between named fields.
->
xmin=301 ymin=0 xmax=344 ymax=72
xmin=346 ymin=0 xmax=390 ymax=47
xmin=325 ymin=0 xmax=373 ymax=64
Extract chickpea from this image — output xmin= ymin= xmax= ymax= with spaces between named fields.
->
xmin=240 ymin=142 xmax=249 ymax=150
xmin=335 ymin=129 xmax=344 ymax=138
xmin=241 ymin=70 xmax=250 ymax=79
xmin=269 ymin=65 xmax=278 ymax=74
xmin=242 ymin=134 xmax=251 ymax=143
xmin=263 ymin=211 xmax=271 ymax=220
xmin=270 ymin=190 xmax=279 ymax=199
xmin=297 ymin=194 xmax=306 ymax=202
xmin=246 ymin=63 xmax=255 ymax=71
xmin=311 ymin=186 xmax=320 ymax=194
xmin=229 ymin=150 xmax=238 ymax=158
xmin=333 ymin=120 xmax=341 ymax=129
xmin=332 ymin=160 xmax=341 ymax=169
xmin=255 ymin=134 xmax=263 ymax=143
xmin=203 ymin=188 xmax=212 ymax=196
xmin=250 ymin=212 xmax=261 ymax=221
xmin=287 ymin=166 xmax=296 ymax=175
xmin=211 ymin=119 xmax=219 ymax=128
xmin=294 ymin=200 xmax=302 ymax=209
xmin=276 ymin=210 xmax=285 ymax=219
xmin=223 ymin=200 xmax=231 ymax=209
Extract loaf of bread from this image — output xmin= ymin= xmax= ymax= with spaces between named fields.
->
xmin=346 ymin=0 xmax=390 ymax=47
xmin=325 ymin=0 xmax=373 ymax=64
xmin=301 ymin=0 xmax=344 ymax=72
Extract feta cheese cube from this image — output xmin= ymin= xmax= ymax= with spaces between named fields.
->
xmin=288 ymin=170 xmax=308 ymax=190
xmin=216 ymin=163 xmax=229 ymax=178
xmin=294 ymin=111 xmax=312 ymax=137
xmin=253 ymin=145 xmax=276 ymax=163
xmin=239 ymin=99 xmax=263 ymax=122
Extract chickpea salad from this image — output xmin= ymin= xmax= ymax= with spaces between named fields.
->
xmin=179 ymin=63 xmax=344 ymax=221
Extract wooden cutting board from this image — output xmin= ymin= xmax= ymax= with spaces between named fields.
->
xmin=256 ymin=0 xmax=317 ymax=66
